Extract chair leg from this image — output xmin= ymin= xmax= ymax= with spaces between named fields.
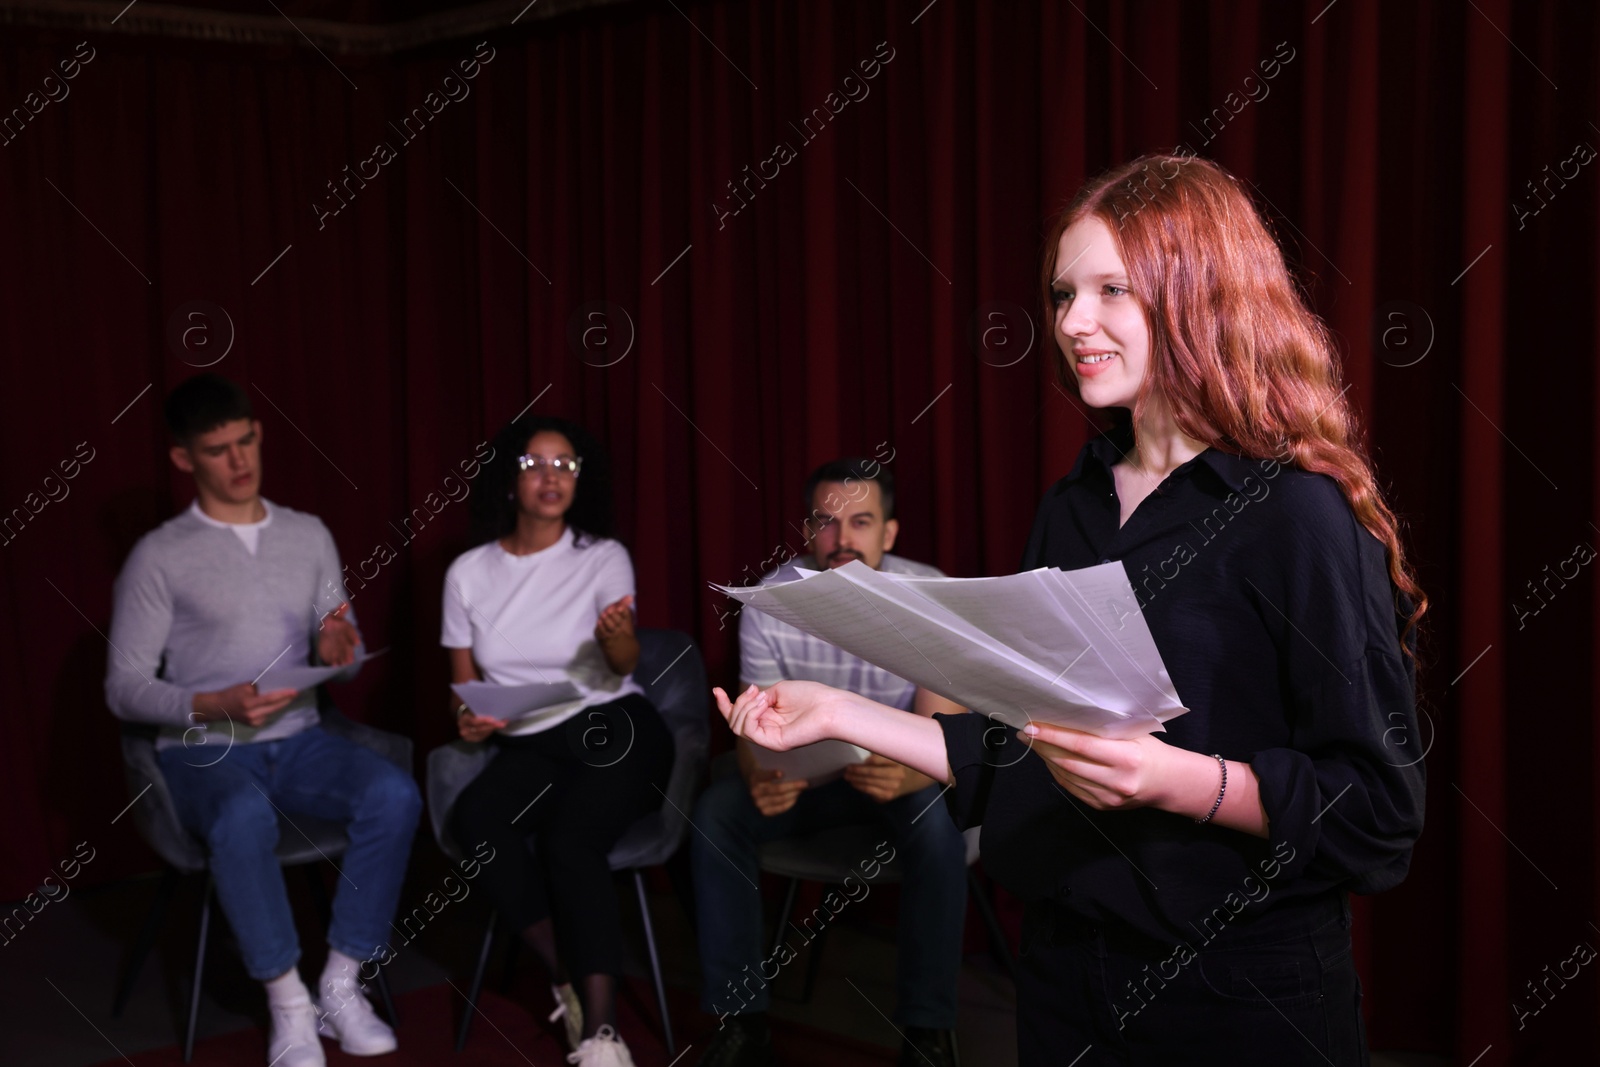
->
xmin=455 ymin=910 xmax=497 ymax=1053
xmin=498 ymin=924 xmax=521 ymax=994
xmin=799 ymin=904 xmax=831 ymax=1004
xmin=372 ymin=964 xmax=399 ymax=1028
xmin=113 ymin=868 xmax=179 ymax=1018
xmin=800 ymin=921 xmax=838 ymax=1004
xmin=968 ymin=868 xmax=1018 ymax=983
xmin=633 ymin=870 xmax=676 ymax=1058
xmin=184 ymin=875 xmax=214 ymax=1064
xmin=769 ymin=878 xmax=801 ymax=958
xmin=665 ymin=844 xmax=697 ymax=935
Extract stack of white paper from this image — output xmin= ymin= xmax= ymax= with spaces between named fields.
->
xmin=712 ymin=560 xmax=1188 ymax=739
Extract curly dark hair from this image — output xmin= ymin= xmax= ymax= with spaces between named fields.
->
xmin=468 ymin=415 xmax=616 ymax=548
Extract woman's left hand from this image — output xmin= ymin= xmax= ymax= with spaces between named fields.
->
xmin=1021 ymin=721 xmax=1183 ymax=811
xmin=594 ymin=595 xmax=635 ymax=643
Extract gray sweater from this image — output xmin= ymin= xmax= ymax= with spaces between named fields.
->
xmin=105 ymin=498 xmax=361 ymax=749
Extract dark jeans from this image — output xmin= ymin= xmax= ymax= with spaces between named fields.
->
xmin=1016 ymin=892 xmax=1367 ymax=1067
xmin=692 ymin=773 xmax=969 ymax=1028
xmin=448 ymin=693 xmax=673 ymax=980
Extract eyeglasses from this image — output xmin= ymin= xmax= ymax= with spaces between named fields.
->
xmin=517 ymin=454 xmax=583 ymax=477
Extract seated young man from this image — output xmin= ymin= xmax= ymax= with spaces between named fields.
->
xmin=105 ymin=374 xmax=421 ymax=1067
xmin=693 ymin=459 xmax=969 ymax=1067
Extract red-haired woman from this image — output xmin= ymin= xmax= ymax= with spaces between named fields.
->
xmin=714 ymin=154 xmax=1426 ymax=1066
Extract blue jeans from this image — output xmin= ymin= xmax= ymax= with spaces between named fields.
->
xmin=158 ymin=725 xmax=422 ymax=981
xmin=692 ymin=774 xmax=968 ymax=1028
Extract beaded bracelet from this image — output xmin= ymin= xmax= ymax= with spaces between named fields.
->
xmin=1195 ymin=754 xmax=1227 ymax=825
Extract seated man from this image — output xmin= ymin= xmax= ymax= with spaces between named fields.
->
xmin=694 ymin=459 xmax=968 ymax=1067
xmin=105 ymin=374 xmax=421 ymax=1067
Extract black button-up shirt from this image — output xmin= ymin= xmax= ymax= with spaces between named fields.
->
xmin=936 ymin=421 xmax=1425 ymax=947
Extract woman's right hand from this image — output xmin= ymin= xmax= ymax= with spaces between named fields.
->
xmin=712 ymin=680 xmax=840 ymax=752
xmin=456 ymin=710 xmax=508 ymax=743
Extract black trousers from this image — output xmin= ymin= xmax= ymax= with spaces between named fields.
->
xmin=1017 ymin=892 xmax=1367 ymax=1067
xmin=449 ymin=693 xmax=674 ymax=980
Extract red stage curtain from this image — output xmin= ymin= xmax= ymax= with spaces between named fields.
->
xmin=0 ymin=1 xmax=1592 ymax=1060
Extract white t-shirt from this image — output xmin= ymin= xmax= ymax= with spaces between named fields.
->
xmin=441 ymin=528 xmax=645 ymax=736
xmin=188 ymin=498 xmax=273 ymax=554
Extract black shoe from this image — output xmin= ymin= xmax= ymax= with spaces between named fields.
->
xmin=697 ymin=1012 xmax=773 ymax=1067
xmin=899 ymin=1027 xmax=960 ymax=1067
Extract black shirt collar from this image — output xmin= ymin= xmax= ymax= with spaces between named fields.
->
xmin=1061 ymin=421 xmax=1265 ymax=496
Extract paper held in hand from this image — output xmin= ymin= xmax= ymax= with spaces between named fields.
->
xmin=450 ymin=679 xmax=583 ymax=728
xmin=256 ymin=647 xmax=388 ymax=695
xmin=752 ymin=739 xmax=871 ymax=787
xmin=712 ymin=560 xmax=1189 ymax=739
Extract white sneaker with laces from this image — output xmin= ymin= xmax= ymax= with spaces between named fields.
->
xmin=315 ymin=974 xmax=397 ymax=1055
xmin=564 ymin=1024 xmax=635 ymax=1067
xmin=549 ymin=982 xmax=584 ymax=1050
xmin=267 ymin=997 xmax=327 ymax=1067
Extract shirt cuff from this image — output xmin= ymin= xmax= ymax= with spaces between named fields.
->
xmin=1248 ymin=746 xmax=1321 ymax=882
xmin=934 ymin=711 xmax=1014 ymax=830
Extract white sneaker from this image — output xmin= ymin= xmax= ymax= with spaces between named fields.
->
xmin=267 ymin=996 xmax=327 ymax=1067
xmin=549 ymin=982 xmax=584 ymax=1050
xmin=564 ymin=1024 xmax=635 ymax=1067
xmin=315 ymin=974 xmax=397 ymax=1055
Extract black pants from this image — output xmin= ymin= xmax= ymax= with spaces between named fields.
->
xmin=449 ymin=693 xmax=674 ymax=980
xmin=1017 ymin=892 xmax=1367 ymax=1067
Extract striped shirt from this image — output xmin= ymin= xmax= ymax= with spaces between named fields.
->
xmin=738 ymin=553 xmax=945 ymax=710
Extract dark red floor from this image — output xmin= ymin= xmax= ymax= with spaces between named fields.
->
xmin=92 ymin=976 xmax=902 ymax=1066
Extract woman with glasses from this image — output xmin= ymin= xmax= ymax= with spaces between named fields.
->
xmin=713 ymin=154 xmax=1427 ymax=1066
xmin=443 ymin=415 xmax=673 ymax=1067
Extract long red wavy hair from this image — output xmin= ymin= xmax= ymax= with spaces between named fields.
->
xmin=1040 ymin=153 xmax=1427 ymax=663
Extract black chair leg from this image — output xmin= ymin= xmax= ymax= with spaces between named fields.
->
xmin=633 ymin=870 xmax=676 ymax=1058
xmin=455 ymin=910 xmax=497 ymax=1052
xmin=372 ymin=964 xmax=399 ymax=1028
xmin=665 ymin=844 xmax=697 ymax=934
xmin=968 ymin=868 xmax=1018 ymax=983
xmin=799 ymin=904 xmax=831 ymax=1004
xmin=113 ymin=868 xmax=179 ymax=1018
xmin=184 ymin=875 xmax=214 ymax=1064
xmin=497 ymin=924 xmax=521 ymax=994
xmin=769 ymin=878 xmax=801 ymax=958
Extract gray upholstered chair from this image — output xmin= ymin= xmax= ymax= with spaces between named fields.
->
xmin=762 ymin=823 xmax=1017 ymax=999
xmin=695 ymin=751 xmax=1019 ymax=1002
xmin=112 ymin=699 xmax=411 ymax=1063
xmin=425 ymin=627 xmax=710 ymax=1057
